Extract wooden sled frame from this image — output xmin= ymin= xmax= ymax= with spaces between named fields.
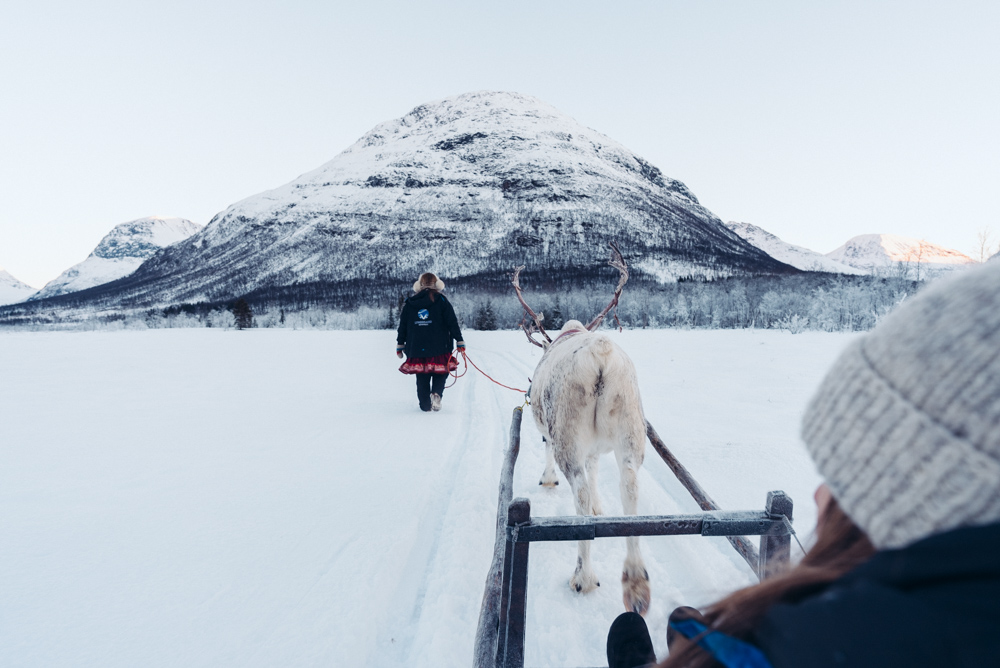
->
xmin=474 ymin=408 xmax=795 ymax=668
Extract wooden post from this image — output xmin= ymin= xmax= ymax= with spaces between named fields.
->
xmin=497 ymin=497 xmax=531 ymax=668
xmin=474 ymin=408 xmax=523 ymax=668
xmin=759 ymin=490 xmax=793 ymax=579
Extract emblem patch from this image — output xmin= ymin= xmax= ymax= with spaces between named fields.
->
xmin=418 ymin=309 xmax=430 ymax=320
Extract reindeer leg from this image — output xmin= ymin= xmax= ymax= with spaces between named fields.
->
xmin=564 ymin=460 xmax=600 ymax=594
xmin=616 ymin=441 xmax=650 ymax=616
xmin=538 ymin=437 xmax=559 ymax=487
xmin=585 ymin=453 xmax=603 ymax=515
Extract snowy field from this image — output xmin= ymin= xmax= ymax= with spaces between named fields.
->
xmin=0 ymin=328 xmax=857 ymax=667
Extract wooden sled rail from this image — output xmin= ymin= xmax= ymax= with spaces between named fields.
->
xmin=645 ymin=421 xmax=767 ymax=578
xmin=474 ymin=407 xmax=525 ymax=668
xmin=508 ymin=509 xmax=791 ymax=543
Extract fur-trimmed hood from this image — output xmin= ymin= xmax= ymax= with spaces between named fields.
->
xmin=413 ymin=272 xmax=445 ymax=293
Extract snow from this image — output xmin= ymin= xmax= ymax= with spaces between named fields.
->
xmin=31 ymin=256 xmax=147 ymax=297
xmin=0 ymin=267 xmax=37 ymax=305
xmin=30 ymin=216 xmax=201 ymax=301
xmin=826 ymin=233 xmax=975 ymax=275
xmin=726 ymin=222 xmax=861 ymax=274
xmin=0 ymin=328 xmax=856 ymax=667
xmin=139 ymin=216 xmax=203 ymax=248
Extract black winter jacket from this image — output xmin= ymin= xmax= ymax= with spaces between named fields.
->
xmin=396 ymin=290 xmax=464 ymax=359
xmin=753 ymin=521 xmax=1000 ymax=667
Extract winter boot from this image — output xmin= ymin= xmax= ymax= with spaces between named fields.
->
xmin=431 ymin=393 xmax=442 ymax=412
xmin=607 ymin=612 xmax=656 ymax=668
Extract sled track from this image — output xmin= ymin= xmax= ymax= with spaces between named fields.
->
xmin=383 ymin=355 xmax=517 ymax=664
xmin=380 ymin=369 xmax=482 ymax=660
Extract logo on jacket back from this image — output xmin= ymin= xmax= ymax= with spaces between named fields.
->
xmin=417 ymin=309 xmax=430 ymax=321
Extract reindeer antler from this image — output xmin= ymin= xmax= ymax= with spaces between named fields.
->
xmin=586 ymin=241 xmax=629 ymax=332
xmin=518 ymin=314 xmax=546 ymax=348
xmin=512 ymin=265 xmax=552 ymax=348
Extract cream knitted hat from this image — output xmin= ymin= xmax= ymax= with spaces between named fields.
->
xmin=801 ymin=262 xmax=1000 ymax=549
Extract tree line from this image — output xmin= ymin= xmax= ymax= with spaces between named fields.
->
xmin=0 ymin=270 xmax=923 ymax=333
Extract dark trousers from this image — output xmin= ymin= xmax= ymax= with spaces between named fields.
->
xmin=416 ymin=373 xmax=447 ymax=411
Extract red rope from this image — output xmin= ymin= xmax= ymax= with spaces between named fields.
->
xmin=445 ymin=350 xmax=469 ymax=388
xmin=449 ymin=350 xmax=528 ymax=394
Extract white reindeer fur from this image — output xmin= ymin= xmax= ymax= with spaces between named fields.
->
xmin=530 ymin=319 xmax=651 ymax=614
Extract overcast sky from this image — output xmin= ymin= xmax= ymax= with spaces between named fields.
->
xmin=1 ymin=0 xmax=997 ymax=287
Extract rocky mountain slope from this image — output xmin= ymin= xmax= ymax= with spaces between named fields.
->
xmin=29 ymin=217 xmax=201 ymax=301
xmin=826 ymin=234 xmax=975 ymax=276
xmin=0 ymin=267 xmax=36 ymax=305
xmin=9 ymin=92 xmax=794 ymax=317
xmin=726 ymin=222 xmax=861 ymax=274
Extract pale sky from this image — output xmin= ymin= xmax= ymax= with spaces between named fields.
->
xmin=1 ymin=0 xmax=997 ymax=288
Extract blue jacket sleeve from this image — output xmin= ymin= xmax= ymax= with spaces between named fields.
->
xmin=669 ymin=618 xmax=774 ymax=668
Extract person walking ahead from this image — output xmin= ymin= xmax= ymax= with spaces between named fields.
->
xmin=396 ymin=272 xmax=465 ymax=412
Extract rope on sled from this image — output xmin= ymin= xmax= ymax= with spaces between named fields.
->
xmin=781 ymin=515 xmax=806 ymax=555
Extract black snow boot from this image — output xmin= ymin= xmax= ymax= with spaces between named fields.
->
xmin=607 ymin=612 xmax=656 ymax=668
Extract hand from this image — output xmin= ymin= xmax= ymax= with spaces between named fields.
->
xmin=456 ymin=342 xmax=466 ymax=354
xmin=397 ymin=350 xmax=404 ymax=359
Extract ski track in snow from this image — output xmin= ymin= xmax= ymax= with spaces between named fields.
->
xmin=0 ymin=329 xmax=856 ymax=667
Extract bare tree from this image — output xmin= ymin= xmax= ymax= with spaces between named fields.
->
xmin=973 ymin=227 xmax=999 ymax=263
xmin=903 ymin=240 xmax=932 ymax=282
xmin=915 ymin=240 xmax=929 ymax=282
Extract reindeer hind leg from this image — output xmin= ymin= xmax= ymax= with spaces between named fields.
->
xmin=616 ymin=438 xmax=651 ymax=615
xmin=563 ymin=461 xmax=600 ymax=594
xmin=585 ymin=453 xmax=603 ymax=515
xmin=538 ymin=436 xmax=559 ymax=487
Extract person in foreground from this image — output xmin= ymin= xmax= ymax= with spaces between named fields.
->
xmin=396 ymin=272 xmax=465 ymax=412
xmin=608 ymin=261 xmax=1000 ymax=668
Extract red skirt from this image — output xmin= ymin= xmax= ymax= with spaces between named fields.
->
xmin=399 ymin=353 xmax=458 ymax=375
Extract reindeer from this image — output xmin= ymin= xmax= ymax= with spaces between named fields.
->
xmin=512 ymin=243 xmax=651 ymax=615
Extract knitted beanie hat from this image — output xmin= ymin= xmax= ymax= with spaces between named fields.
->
xmin=413 ymin=272 xmax=445 ymax=293
xmin=801 ymin=261 xmax=1000 ymax=550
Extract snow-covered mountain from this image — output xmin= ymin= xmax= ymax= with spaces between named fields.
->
xmin=0 ymin=267 xmax=36 ymax=305
xmin=29 ymin=217 xmax=201 ymax=301
xmin=11 ymin=92 xmax=793 ymax=315
xmin=826 ymin=234 xmax=975 ymax=277
xmin=725 ymin=222 xmax=862 ymax=274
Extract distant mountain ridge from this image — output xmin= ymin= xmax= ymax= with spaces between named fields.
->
xmin=725 ymin=222 xmax=862 ymax=274
xmin=0 ymin=267 xmax=36 ymax=305
xmin=7 ymin=91 xmax=795 ymax=318
xmin=29 ymin=216 xmax=201 ymax=301
xmin=826 ymin=234 xmax=975 ymax=276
